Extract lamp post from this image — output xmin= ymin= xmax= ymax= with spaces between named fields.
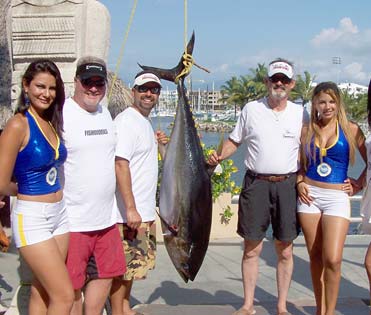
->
xmin=332 ymin=56 xmax=341 ymax=85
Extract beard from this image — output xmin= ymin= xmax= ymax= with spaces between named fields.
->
xmin=271 ymin=87 xmax=288 ymax=101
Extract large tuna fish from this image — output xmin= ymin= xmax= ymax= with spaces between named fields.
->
xmin=140 ymin=33 xmax=213 ymax=282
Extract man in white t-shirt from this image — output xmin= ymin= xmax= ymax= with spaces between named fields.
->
xmin=109 ymin=71 xmax=167 ymax=315
xmin=62 ymin=56 xmax=126 ymax=315
xmin=208 ymin=58 xmax=306 ymax=315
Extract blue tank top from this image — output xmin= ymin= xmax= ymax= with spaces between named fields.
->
xmin=13 ymin=111 xmax=67 ymax=195
xmin=306 ymin=123 xmax=349 ymax=183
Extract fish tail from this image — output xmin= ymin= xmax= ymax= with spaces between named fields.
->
xmin=138 ymin=32 xmax=195 ymax=83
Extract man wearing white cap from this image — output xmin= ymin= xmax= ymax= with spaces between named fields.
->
xmin=208 ymin=58 xmax=307 ymax=315
xmin=109 ymin=70 xmax=168 ymax=315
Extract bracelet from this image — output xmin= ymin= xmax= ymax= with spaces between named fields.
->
xmin=296 ymin=180 xmax=305 ymax=186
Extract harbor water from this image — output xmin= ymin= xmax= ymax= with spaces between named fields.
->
xmin=151 ymin=116 xmax=366 ymax=235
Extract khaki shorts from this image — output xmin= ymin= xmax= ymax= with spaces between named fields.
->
xmin=119 ymin=222 xmax=156 ymax=280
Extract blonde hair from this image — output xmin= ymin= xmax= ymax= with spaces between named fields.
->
xmin=302 ymin=81 xmax=356 ymax=170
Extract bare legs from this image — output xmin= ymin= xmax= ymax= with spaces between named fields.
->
xmin=110 ymin=278 xmax=135 ymax=315
xmin=239 ymin=240 xmax=262 ymax=314
xmin=275 ymin=240 xmax=294 ymax=314
xmin=70 ymin=279 xmax=112 ymax=315
xmin=299 ymin=213 xmax=349 ymax=315
xmin=298 ymin=213 xmax=325 ymax=315
xmin=238 ymin=239 xmax=293 ymax=315
xmin=364 ymin=243 xmax=371 ymax=315
xmin=19 ymin=233 xmax=74 ymax=315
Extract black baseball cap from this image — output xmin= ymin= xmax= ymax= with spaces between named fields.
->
xmin=75 ymin=56 xmax=107 ymax=80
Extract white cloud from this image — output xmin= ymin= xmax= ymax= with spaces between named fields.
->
xmin=306 ymin=17 xmax=371 ymax=85
xmin=311 ymin=17 xmax=358 ymax=46
xmin=343 ymin=62 xmax=368 ymax=82
xmin=214 ymin=63 xmax=230 ymax=73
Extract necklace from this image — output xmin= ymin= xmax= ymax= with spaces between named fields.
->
xmin=272 ymin=109 xmax=285 ymax=121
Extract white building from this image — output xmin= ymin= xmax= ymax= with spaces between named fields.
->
xmin=338 ymin=82 xmax=368 ymax=97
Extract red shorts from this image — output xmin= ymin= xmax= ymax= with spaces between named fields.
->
xmin=66 ymin=224 xmax=126 ymax=290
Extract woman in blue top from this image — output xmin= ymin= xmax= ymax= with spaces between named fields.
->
xmin=0 ymin=60 xmax=73 ymax=314
xmin=297 ymin=82 xmax=366 ymax=315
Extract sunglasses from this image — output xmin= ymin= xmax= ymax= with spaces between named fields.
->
xmin=269 ymin=75 xmax=292 ymax=85
xmin=136 ymin=85 xmax=161 ymax=94
xmin=80 ymin=78 xmax=106 ymax=88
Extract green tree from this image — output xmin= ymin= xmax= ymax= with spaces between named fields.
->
xmin=291 ymin=71 xmax=315 ymax=106
xmin=342 ymin=89 xmax=367 ymax=121
xmin=220 ymin=64 xmax=268 ymax=113
xmin=220 ymin=76 xmax=246 ymax=117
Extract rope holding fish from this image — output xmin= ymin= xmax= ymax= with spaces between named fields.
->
xmin=175 ymin=52 xmax=194 ymax=84
xmin=175 ymin=0 xmax=210 ymax=85
xmin=174 ymin=52 xmax=211 ymax=84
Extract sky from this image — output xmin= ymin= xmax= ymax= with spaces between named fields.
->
xmin=99 ymin=0 xmax=371 ymax=90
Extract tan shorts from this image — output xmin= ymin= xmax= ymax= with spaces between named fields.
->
xmin=119 ymin=222 xmax=156 ymax=280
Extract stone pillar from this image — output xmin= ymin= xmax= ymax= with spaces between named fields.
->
xmin=0 ymin=0 xmax=14 ymax=128
xmin=10 ymin=0 xmax=110 ymax=107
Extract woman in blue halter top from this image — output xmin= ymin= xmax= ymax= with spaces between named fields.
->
xmin=0 ymin=60 xmax=73 ymax=314
xmin=297 ymin=82 xmax=367 ymax=315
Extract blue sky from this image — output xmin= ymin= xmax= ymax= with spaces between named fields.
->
xmin=99 ymin=0 xmax=371 ymax=90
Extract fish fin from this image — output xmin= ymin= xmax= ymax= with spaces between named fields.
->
xmin=138 ymin=32 xmax=195 ymax=83
xmin=206 ymin=132 xmax=224 ymax=177
xmin=216 ymin=131 xmax=224 ymax=155
xmin=155 ymin=209 xmax=178 ymax=236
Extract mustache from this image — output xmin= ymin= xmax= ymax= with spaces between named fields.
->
xmin=273 ymin=84 xmax=286 ymax=91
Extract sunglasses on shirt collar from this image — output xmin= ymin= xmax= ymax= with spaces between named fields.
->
xmin=135 ymin=85 xmax=161 ymax=94
xmin=80 ymin=78 xmax=106 ymax=88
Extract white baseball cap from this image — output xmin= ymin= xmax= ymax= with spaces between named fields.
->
xmin=268 ymin=61 xmax=294 ymax=79
xmin=133 ymin=72 xmax=162 ymax=87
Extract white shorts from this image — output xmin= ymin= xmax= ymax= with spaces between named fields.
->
xmin=11 ymin=198 xmax=69 ymax=248
xmin=297 ymin=184 xmax=351 ymax=220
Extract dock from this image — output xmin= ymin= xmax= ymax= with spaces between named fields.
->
xmin=1 ymin=235 xmax=370 ymax=315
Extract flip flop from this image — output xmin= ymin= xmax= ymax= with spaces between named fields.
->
xmin=232 ymin=308 xmax=256 ymax=315
xmin=0 ymin=230 xmax=10 ymax=252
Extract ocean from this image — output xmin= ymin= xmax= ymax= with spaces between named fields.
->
xmin=151 ymin=116 xmax=366 ymax=234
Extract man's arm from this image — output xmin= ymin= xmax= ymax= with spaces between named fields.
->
xmin=115 ymin=157 xmax=142 ymax=229
xmin=156 ymin=130 xmax=168 ymax=160
xmin=207 ymin=138 xmax=240 ymax=166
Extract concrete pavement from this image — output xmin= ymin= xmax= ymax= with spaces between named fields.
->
xmin=1 ymin=235 xmax=371 ymax=314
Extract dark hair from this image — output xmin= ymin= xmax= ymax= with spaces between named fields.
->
xmin=16 ymin=59 xmax=65 ymax=138
xmin=368 ymin=79 xmax=371 ymax=128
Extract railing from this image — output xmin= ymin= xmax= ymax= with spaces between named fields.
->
xmin=231 ymin=195 xmax=363 ymax=223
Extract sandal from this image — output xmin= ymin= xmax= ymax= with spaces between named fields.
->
xmin=0 ymin=230 xmax=10 ymax=252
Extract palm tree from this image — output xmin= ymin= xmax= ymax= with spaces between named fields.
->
xmin=249 ymin=63 xmax=267 ymax=83
xmin=342 ymin=89 xmax=367 ymax=121
xmin=220 ymin=64 xmax=269 ymax=115
xmin=220 ymin=76 xmax=245 ymax=118
xmin=291 ymin=71 xmax=315 ymax=106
